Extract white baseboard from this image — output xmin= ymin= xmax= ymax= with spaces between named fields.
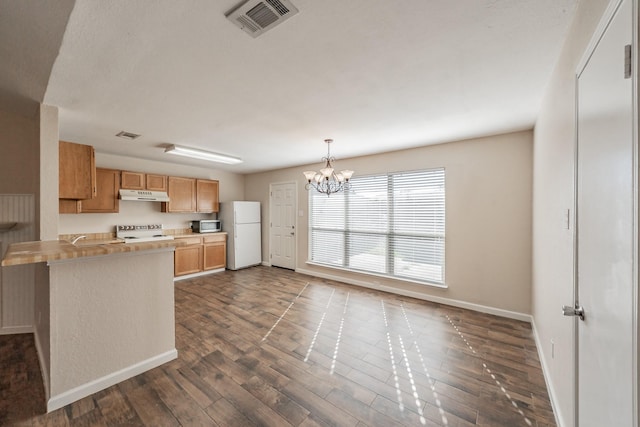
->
xmin=295 ymin=267 xmax=531 ymax=322
xmin=47 ymin=349 xmax=178 ymax=412
xmin=173 ymin=268 xmax=224 ymax=281
xmin=0 ymin=325 xmax=33 ymax=335
xmin=531 ymin=319 xmax=562 ymax=427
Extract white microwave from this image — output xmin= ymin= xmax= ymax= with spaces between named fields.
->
xmin=191 ymin=220 xmax=221 ymax=233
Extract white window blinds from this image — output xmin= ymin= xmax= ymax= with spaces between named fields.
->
xmin=309 ymin=168 xmax=445 ymax=285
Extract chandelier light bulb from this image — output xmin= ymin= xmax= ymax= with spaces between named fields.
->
xmin=340 ymin=170 xmax=354 ymax=180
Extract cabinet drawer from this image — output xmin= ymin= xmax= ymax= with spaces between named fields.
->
xmin=203 ymin=234 xmax=226 ymax=244
xmin=175 ymin=236 xmax=202 ymax=246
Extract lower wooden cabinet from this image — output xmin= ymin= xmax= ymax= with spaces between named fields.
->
xmin=174 ymin=233 xmax=227 ymax=277
xmin=175 ymin=245 xmax=203 ymax=276
xmin=203 ymin=234 xmax=226 ymax=270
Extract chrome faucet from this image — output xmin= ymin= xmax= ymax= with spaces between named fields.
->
xmin=71 ymin=235 xmax=87 ymax=244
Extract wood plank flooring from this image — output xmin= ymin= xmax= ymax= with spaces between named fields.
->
xmin=0 ymin=266 xmax=556 ymax=426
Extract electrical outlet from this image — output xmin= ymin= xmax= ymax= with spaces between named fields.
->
xmin=551 ymin=340 xmax=555 ymax=359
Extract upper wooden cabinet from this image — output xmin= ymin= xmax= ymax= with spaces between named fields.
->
xmin=196 ymin=179 xmax=219 ymax=213
xmin=121 ymin=171 xmax=167 ymax=192
xmin=79 ymin=168 xmax=120 ymax=213
xmin=162 ymin=177 xmax=219 ymax=213
xmin=146 ymin=174 xmax=167 ymax=192
xmin=120 ymin=171 xmax=145 ymax=190
xmin=61 ymin=168 xmax=121 ymax=214
xmin=59 ymin=141 xmax=96 ymax=200
xmin=162 ymin=177 xmax=197 ymax=213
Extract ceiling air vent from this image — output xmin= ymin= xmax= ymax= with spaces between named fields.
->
xmin=115 ymin=131 xmax=141 ymax=140
xmin=225 ymin=0 xmax=299 ymax=38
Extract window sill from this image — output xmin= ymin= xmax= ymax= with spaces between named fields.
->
xmin=304 ymin=261 xmax=448 ymax=289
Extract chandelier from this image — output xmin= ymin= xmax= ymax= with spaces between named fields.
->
xmin=303 ymin=139 xmax=354 ymax=196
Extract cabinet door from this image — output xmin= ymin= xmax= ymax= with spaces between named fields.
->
xmin=59 ymin=140 xmax=96 ymax=199
xmin=59 ymin=199 xmax=81 ymax=214
xmin=203 ymin=242 xmax=226 ymax=270
xmin=164 ymin=177 xmax=196 ymax=212
xmin=203 ymin=234 xmax=226 ymax=270
xmin=196 ymin=179 xmax=219 ymax=213
xmin=146 ymin=174 xmax=167 ymax=191
xmin=79 ymin=168 xmax=120 ymax=213
xmin=121 ymin=171 xmax=145 ymax=190
xmin=175 ymin=245 xmax=202 ymax=276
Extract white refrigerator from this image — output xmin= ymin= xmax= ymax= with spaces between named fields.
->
xmin=220 ymin=201 xmax=262 ymax=270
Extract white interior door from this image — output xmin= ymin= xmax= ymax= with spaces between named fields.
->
xmin=575 ymin=0 xmax=634 ymax=425
xmin=270 ymin=182 xmax=296 ymax=269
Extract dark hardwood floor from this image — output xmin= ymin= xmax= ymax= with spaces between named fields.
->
xmin=0 ymin=266 xmax=555 ymax=426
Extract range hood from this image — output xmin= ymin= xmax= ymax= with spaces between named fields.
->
xmin=119 ymin=189 xmax=170 ymax=202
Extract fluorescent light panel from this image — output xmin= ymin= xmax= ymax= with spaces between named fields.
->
xmin=164 ymin=144 xmax=243 ymax=165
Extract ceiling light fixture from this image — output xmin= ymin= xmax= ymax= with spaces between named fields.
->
xmin=303 ymin=139 xmax=354 ymax=196
xmin=164 ymin=144 xmax=243 ymax=165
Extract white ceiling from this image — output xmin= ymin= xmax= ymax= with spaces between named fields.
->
xmin=2 ymin=0 xmax=577 ymax=173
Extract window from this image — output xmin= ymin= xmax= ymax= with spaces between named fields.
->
xmin=309 ymin=168 xmax=445 ymax=285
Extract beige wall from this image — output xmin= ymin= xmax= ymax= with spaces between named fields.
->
xmin=38 ymin=104 xmax=59 ymax=241
xmin=0 ymin=108 xmax=41 ymax=335
xmin=0 ymin=107 xmax=39 ymax=195
xmin=58 ymin=152 xmax=246 ymax=235
xmin=532 ymin=1 xmax=610 ymax=426
xmin=246 ymin=130 xmax=533 ymax=317
xmin=47 ymin=249 xmax=175 ymax=410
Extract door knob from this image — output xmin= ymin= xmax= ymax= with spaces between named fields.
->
xmin=562 ymin=304 xmax=585 ymax=321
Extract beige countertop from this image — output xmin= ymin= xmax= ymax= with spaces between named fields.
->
xmin=173 ymin=232 xmax=227 ymax=239
xmin=1 ymin=239 xmax=187 ymax=267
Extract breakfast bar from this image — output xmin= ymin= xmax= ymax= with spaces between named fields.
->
xmin=2 ymin=239 xmax=180 ymax=412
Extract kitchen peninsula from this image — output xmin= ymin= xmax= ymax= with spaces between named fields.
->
xmin=1 ymin=239 xmax=180 ymax=412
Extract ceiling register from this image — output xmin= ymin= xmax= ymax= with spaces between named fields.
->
xmin=225 ymin=0 xmax=299 ymax=38
xmin=303 ymin=139 xmax=354 ymax=196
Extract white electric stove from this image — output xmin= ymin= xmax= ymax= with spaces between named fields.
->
xmin=116 ymin=224 xmax=174 ymax=244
